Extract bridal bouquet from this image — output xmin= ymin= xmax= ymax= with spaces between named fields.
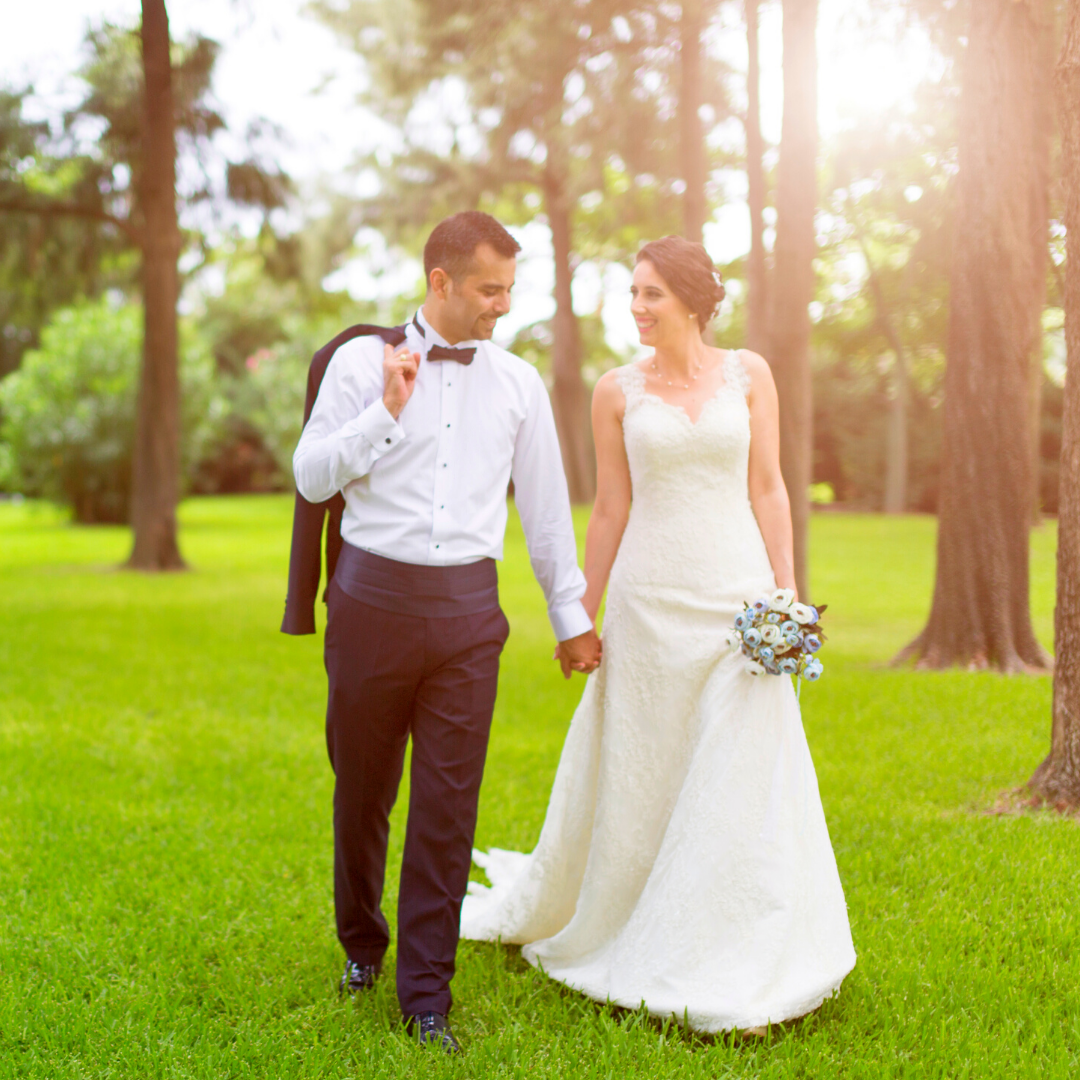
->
xmin=725 ymin=589 xmax=826 ymax=684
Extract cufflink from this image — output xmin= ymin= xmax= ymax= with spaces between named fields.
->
xmin=385 ymin=438 xmax=392 ymax=444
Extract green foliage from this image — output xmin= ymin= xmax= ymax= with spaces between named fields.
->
xmin=313 ymin=0 xmax=703 ymax=262
xmin=510 ymin=312 xmax=628 ymax=389
xmin=0 ymin=88 xmax=133 ymax=378
xmin=0 ymin=299 xmax=224 ymax=522
xmin=787 ymin=89 xmax=958 ymax=509
xmin=0 ymin=498 xmax=1074 ymax=1078
xmin=0 ymin=19 xmax=295 ymax=381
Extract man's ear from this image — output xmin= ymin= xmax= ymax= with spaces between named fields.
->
xmin=429 ymin=267 xmax=451 ymax=301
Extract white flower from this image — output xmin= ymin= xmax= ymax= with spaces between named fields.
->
xmin=790 ymin=602 xmax=815 ymax=625
xmin=721 ymin=628 xmax=741 ymax=650
xmin=744 ymin=660 xmax=767 ymax=676
xmin=761 ymin=624 xmax=782 ymax=646
xmin=769 ymin=588 xmax=796 ymax=613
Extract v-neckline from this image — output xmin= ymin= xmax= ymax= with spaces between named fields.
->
xmin=635 ymin=354 xmax=736 ymax=427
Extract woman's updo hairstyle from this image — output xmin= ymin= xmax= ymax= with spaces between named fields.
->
xmin=635 ymin=235 xmax=726 ymax=326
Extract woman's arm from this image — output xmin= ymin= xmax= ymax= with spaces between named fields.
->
xmin=742 ymin=350 xmax=797 ymax=596
xmin=581 ymin=369 xmax=634 ymax=623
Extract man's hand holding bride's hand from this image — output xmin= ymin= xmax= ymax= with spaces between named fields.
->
xmin=554 ymin=629 xmax=602 ymax=679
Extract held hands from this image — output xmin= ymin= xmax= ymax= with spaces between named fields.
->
xmin=382 ymin=342 xmax=421 ymax=418
xmin=554 ymin=628 xmax=602 ymax=679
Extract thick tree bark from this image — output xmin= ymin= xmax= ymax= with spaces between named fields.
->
xmin=544 ymin=163 xmax=595 ymax=505
xmin=680 ymin=0 xmax=708 ymax=244
xmin=769 ymin=0 xmax=817 ymax=601
xmin=745 ymin=0 xmax=769 ymax=355
xmin=1029 ymin=4 xmax=1055 ymax=523
xmin=128 ymin=0 xmax=184 ymax=570
xmin=897 ymin=0 xmax=1050 ymax=671
xmin=1030 ymin=0 xmax=1080 ymax=804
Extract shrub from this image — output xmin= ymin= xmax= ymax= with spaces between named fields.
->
xmin=0 ymin=299 xmax=224 ymax=523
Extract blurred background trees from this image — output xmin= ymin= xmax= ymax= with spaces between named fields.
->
xmin=0 ymin=0 xmax=1076 ymax=668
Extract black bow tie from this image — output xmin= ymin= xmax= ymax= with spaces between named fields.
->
xmin=413 ymin=315 xmax=476 ymax=365
xmin=427 ymin=343 xmax=475 ymax=365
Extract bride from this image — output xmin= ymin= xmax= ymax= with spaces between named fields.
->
xmin=461 ymin=235 xmax=855 ymax=1033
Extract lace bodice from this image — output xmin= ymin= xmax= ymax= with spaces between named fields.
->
xmin=611 ymin=351 xmax=772 ymax=594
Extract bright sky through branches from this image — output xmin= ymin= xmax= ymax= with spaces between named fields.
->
xmin=2 ymin=0 xmax=942 ymax=349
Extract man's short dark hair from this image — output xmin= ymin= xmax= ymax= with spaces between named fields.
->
xmin=423 ymin=211 xmax=522 ymax=286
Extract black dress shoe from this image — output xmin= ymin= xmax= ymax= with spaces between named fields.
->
xmin=339 ymin=958 xmax=379 ymax=995
xmin=407 ymin=1011 xmax=461 ymax=1054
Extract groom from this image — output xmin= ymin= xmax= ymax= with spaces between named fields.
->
xmin=283 ymin=211 xmax=601 ymax=1053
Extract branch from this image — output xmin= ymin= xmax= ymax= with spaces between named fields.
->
xmin=847 ymin=194 xmax=908 ymax=367
xmin=0 ymin=198 xmax=142 ymax=245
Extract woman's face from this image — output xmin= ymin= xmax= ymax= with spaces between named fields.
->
xmin=630 ymin=259 xmax=694 ymax=347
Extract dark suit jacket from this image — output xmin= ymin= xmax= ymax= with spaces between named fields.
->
xmin=280 ymin=323 xmax=407 ymax=635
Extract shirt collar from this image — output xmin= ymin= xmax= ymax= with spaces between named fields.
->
xmin=413 ymin=308 xmax=481 ymax=352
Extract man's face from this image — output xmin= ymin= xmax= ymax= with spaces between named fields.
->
xmin=436 ymin=243 xmax=516 ymax=343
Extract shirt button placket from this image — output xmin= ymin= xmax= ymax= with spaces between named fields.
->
xmin=433 ymin=363 xmax=452 ymax=560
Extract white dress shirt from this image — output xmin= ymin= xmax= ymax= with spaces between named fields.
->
xmin=292 ymin=309 xmax=592 ymax=642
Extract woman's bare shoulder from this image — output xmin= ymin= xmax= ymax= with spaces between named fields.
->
xmin=734 ymin=349 xmax=776 ymax=394
xmin=594 ymin=364 xmax=642 ymax=407
xmin=735 ymin=348 xmax=770 ymax=376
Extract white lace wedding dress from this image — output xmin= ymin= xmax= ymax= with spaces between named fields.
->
xmin=461 ymin=353 xmax=855 ymax=1032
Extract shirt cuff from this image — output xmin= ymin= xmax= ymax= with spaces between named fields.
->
xmin=549 ymin=600 xmax=593 ymax=642
xmin=351 ymin=397 xmax=405 ymax=453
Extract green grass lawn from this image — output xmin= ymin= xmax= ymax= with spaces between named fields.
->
xmin=0 ymin=496 xmax=1076 ymax=1079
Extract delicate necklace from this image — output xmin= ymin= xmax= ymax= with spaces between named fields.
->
xmin=651 ymin=358 xmax=702 ymax=390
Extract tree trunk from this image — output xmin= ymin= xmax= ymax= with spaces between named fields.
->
xmin=884 ymin=348 xmax=909 ymax=515
xmin=544 ymin=163 xmax=595 ymax=505
xmin=745 ymin=0 xmax=769 ymax=355
xmin=128 ymin=0 xmax=185 ymax=570
xmin=852 ymin=208 xmax=909 ymax=514
xmin=769 ymin=0 xmax=817 ymax=602
xmin=680 ymin=0 xmax=707 ymax=244
xmin=896 ymin=0 xmax=1050 ymax=671
xmin=1030 ymin=0 xmax=1080 ymax=804
xmin=1029 ymin=3 xmax=1055 ymax=523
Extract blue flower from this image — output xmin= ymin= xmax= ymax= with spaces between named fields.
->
xmin=765 ymin=660 xmax=781 ymax=675
xmin=784 ymin=631 xmax=801 ymax=648
xmin=804 ymin=634 xmax=822 ymax=653
xmin=765 ymin=612 xmax=782 ymax=624
xmin=808 ymin=606 xmax=821 ymax=624
xmin=779 ymin=657 xmax=799 ymax=675
xmin=803 ymin=659 xmax=824 ymax=682
xmin=734 ymin=611 xmax=751 ymax=632
xmin=758 ymin=646 xmax=775 ymax=663
xmin=752 ymin=598 xmax=770 ymax=614
xmin=743 ymin=627 xmax=763 ymax=648
xmin=741 ymin=642 xmax=755 ymax=658
xmin=781 ymin=620 xmax=798 ymax=636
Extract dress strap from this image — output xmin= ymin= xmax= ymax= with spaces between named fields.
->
xmin=615 ymin=363 xmax=647 ymax=410
xmin=724 ymin=349 xmax=752 ymax=398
